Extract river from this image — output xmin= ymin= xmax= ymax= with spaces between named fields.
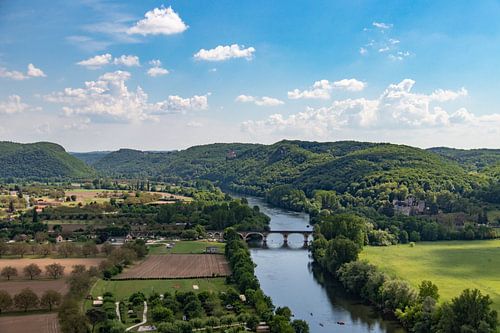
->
xmin=238 ymin=194 xmax=405 ymax=333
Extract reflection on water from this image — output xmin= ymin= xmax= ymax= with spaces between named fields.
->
xmin=233 ymin=193 xmax=405 ymax=333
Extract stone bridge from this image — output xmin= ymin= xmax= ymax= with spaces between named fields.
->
xmin=207 ymin=230 xmax=313 ymax=248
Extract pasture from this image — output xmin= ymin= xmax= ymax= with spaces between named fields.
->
xmin=91 ymin=277 xmax=228 ymax=300
xmin=114 ymin=254 xmax=230 ymax=280
xmin=360 ymin=240 xmax=500 ymax=312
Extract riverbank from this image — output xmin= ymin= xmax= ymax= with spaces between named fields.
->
xmin=241 ymin=194 xmax=405 ymax=333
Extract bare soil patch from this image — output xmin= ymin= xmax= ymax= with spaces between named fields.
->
xmin=0 ymin=313 xmax=60 ymax=333
xmin=115 ymin=254 xmax=230 ymax=279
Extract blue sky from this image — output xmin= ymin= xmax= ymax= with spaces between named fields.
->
xmin=1 ymin=0 xmax=500 ymax=151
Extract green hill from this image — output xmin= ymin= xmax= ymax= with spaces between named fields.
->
xmin=428 ymin=147 xmax=500 ymax=171
xmin=0 ymin=141 xmax=95 ymax=179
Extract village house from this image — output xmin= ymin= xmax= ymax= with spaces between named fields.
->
xmin=393 ymin=196 xmax=426 ymax=216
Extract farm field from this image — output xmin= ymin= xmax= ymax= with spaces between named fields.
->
xmin=0 ymin=258 xmax=103 ymax=278
xmin=360 ymin=240 xmax=500 ymax=312
xmin=115 ymin=254 xmax=230 ymax=279
xmin=0 ymin=279 xmax=68 ymax=297
xmin=148 ymin=240 xmax=225 ymax=254
xmin=91 ymin=277 xmax=228 ymax=300
xmin=0 ymin=313 xmax=60 ymax=333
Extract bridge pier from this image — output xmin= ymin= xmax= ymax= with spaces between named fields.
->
xmin=303 ymin=233 xmax=310 ymax=248
xmin=282 ymin=233 xmax=289 ymax=247
xmin=262 ymin=234 xmax=268 ymax=247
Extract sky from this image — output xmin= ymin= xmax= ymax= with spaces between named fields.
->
xmin=1 ymin=0 xmax=500 ymax=151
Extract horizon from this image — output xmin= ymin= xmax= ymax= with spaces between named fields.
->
xmin=3 ymin=138 xmax=500 ymax=154
xmin=2 ymin=1 xmax=500 ymax=151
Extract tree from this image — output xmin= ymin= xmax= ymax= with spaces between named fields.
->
xmin=101 ymin=242 xmax=114 ymax=256
xmin=0 ymin=290 xmax=13 ymax=314
xmin=36 ymin=243 xmax=53 ymax=257
xmin=34 ymin=231 xmax=48 ymax=243
xmin=151 ymin=306 xmax=174 ymax=322
xmin=0 ymin=242 xmax=8 ymax=257
xmin=41 ymin=290 xmax=62 ymax=311
xmin=82 ymin=242 xmax=98 ymax=257
xmin=8 ymin=200 xmax=15 ymax=213
xmin=11 ymin=242 xmax=29 ymax=258
xmin=58 ymin=242 xmax=76 ymax=258
xmin=275 ymin=307 xmax=293 ymax=321
xmin=436 ymin=289 xmax=498 ymax=333
xmin=1 ymin=266 xmax=18 ymax=280
xmin=32 ymin=208 xmax=39 ymax=223
xmin=418 ymin=280 xmax=439 ymax=301
xmin=14 ymin=288 xmax=39 ymax=312
xmin=23 ymin=263 xmax=42 ymax=280
xmin=45 ymin=263 xmax=65 ymax=279
xmin=291 ymin=319 xmax=310 ymax=333
xmin=86 ymin=308 xmax=107 ymax=333
xmin=323 ymin=236 xmax=361 ymax=274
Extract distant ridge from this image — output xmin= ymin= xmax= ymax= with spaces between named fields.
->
xmin=0 ymin=141 xmax=95 ymax=179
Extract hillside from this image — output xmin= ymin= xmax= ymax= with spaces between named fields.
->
xmin=85 ymin=140 xmax=483 ymax=205
xmin=428 ymin=147 xmax=500 ymax=171
xmin=0 ymin=141 xmax=95 ymax=179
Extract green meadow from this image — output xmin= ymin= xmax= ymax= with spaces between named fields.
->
xmin=90 ymin=277 xmax=229 ymax=300
xmin=360 ymin=240 xmax=500 ymax=312
xmin=148 ymin=240 xmax=225 ymax=254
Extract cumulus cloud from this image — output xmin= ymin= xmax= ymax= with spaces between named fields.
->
xmin=113 ymin=55 xmax=140 ymax=67
xmin=243 ymin=79 xmax=482 ymax=138
xmin=77 ymin=54 xmax=140 ymax=69
xmin=44 ymin=71 xmax=209 ymax=122
xmin=0 ymin=95 xmax=36 ymax=114
xmin=288 ymin=79 xmax=366 ymax=100
xmin=127 ymin=6 xmax=188 ymax=36
xmin=77 ymin=54 xmax=113 ymax=69
xmin=147 ymin=59 xmax=169 ymax=77
xmin=235 ymin=95 xmax=284 ymax=107
xmin=0 ymin=64 xmax=46 ymax=80
xmin=153 ymin=94 xmax=210 ymax=114
xmin=194 ymin=44 xmax=255 ymax=62
xmin=373 ymin=22 xmax=393 ymax=30
xmin=27 ymin=64 xmax=46 ymax=77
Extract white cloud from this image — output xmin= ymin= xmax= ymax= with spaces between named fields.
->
xmin=194 ymin=44 xmax=255 ymax=62
xmin=153 ymin=94 xmax=210 ymax=114
xmin=359 ymin=47 xmax=368 ymax=55
xmin=77 ymin=54 xmax=113 ymax=69
xmin=113 ymin=55 xmax=140 ymax=67
xmin=77 ymin=54 xmax=140 ymax=69
xmin=27 ymin=64 xmax=46 ymax=77
xmin=388 ymin=51 xmax=411 ymax=61
xmin=373 ymin=22 xmax=393 ymax=30
xmin=127 ymin=6 xmax=188 ymax=36
xmin=243 ymin=79 xmax=479 ymax=138
xmin=44 ymin=70 xmax=209 ymax=122
xmin=288 ymin=79 xmax=366 ymax=100
xmin=0 ymin=64 xmax=46 ymax=80
xmin=235 ymin=95 xmax=284 ymax=107
xmin=147 ymin=59 xmax=169 ymax=77
xmin=0 ymin=95 xmax=34 ymax=114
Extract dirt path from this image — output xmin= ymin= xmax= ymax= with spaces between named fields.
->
xmin=125 ymin=301 xmax=147 ymax=332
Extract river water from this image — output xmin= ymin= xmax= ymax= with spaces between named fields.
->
xmin=239 ymin=194 xmax=405 ymax=333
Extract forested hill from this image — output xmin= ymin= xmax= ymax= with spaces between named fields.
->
xmin=428 ymin=147 xmax=500 ymax=171
xmin=0 ymin=141 xmax=95 ymax=179
xmin=74 ymin=140 xmax=497 ymax=202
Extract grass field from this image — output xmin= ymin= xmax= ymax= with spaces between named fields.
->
xmin=360 ymin=240 xmax=500 ymax=312
xmin=90 ymin=277 xmax=229 ymax=300
xmin=148 ymin=240 xmax=225 ymax=254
